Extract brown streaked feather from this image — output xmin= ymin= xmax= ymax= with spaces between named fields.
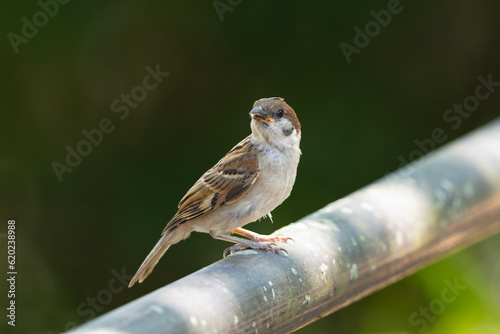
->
xmin=163 ymin=136 xmax=259 ymax=233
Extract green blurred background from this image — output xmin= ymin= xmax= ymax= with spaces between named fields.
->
xmin=1 ymin=0 xmax=500 ymax=333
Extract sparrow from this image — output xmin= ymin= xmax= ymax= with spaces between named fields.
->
xmin=128 ymin=97 xmax=301 ymax=287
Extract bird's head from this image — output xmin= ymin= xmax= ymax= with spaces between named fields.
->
xmin=249 ymin=97 xmax=301 ymax=150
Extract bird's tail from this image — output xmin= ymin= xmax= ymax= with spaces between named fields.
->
xmin=128 ymin=229 xmax=176 ymax=287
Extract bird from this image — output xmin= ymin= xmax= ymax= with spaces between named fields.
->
xmin=128 ymin=97 xmax=301 ymax=287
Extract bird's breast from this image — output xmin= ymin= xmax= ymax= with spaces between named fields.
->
xmin=248 ymin=145 xmax=300 ymax=215
xmin=191 ymin=144 xmax=300 ymax=234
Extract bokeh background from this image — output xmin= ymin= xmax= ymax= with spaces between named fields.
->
xmin=1 ymin=0 xmax=500 ymax=333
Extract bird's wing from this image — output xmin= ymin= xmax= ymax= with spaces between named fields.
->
xmin=163 ymin=136 xmax=259 ymax=233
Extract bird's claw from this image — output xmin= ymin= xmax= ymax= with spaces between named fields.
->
xmin=223 ymin=241 xmax=289 ymax=257
xmin=271 ymin=234 xmax=295 ymax=243
xmin=223 ymin=244 xmax=246 ymax=258
xmin=251 ymin=233 xmax=295 ymax=243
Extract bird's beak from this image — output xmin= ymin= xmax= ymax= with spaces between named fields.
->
xmin=249 ymin=106 xmax=275 ymax=123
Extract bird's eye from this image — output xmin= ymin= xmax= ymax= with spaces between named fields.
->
xmin=277 ymin=109 xmax=284 ymax=118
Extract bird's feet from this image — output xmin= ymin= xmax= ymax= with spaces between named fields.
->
xmin=223 ymin=241 xmax=289 ymax=258
xmin=233 ymin=228 xmax=295 ymax=243
xmin=212 ymin=228 xmax=294 ymax=258
xmin=251 ymin=233 xmax=294 ymax=243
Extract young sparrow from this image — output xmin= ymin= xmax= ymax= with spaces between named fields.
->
xmin=129 ymin=97 xmax=301 ymax=287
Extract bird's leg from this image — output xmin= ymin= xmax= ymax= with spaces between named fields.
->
xmin=232 ymin=227 xmax=294 ymax=243
xmin=210 ymin=231 xmax=289 ymax=258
